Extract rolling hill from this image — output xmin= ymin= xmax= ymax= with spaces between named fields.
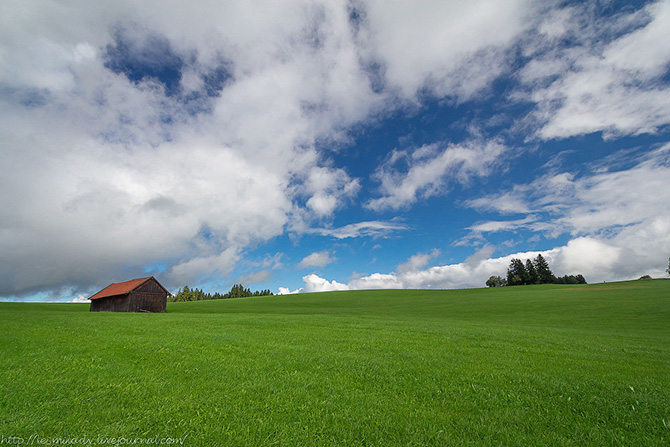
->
xmin=1 ymin=280 xmax=668 ymax=445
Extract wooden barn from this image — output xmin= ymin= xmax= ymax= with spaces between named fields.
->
xmin=89 ymin=276 xmax=170 ymax=313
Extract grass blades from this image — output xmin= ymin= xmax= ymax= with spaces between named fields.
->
xmin=1 ymin=280 xmax=668 ymax=445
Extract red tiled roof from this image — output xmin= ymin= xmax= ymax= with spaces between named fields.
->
xmin=89 ymin=277 xmax=153 ymax=300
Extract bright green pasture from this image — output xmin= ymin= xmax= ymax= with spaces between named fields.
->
xmin=1 ymin=281 xmax=668 ymax=446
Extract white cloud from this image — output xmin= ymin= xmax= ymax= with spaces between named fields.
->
xmin=2 ymin=0 xmax=667 ymax=300
xmin=237 ymin=270 xmax=273 ymax=286
xmin=603 ymin=1 xmax=670 ymax=77
xmin=463 ymin=245 xmax=496 ymax=267
xmin=553 ymin=238 xmax=622 ymax=280
xmin=467 ymin=216 xmax=537 ymax=233
xmin=291 ymin=141 xmax=670 ymax=294
xmin=303 ymin=166 xmax=360 ymax=217
xmin=363 ymin=0 xmax=535 ymax=101
xmin=0 ymin=0 xmax=385 ymax=295
xmin=396 ymin=249 xmax=440 ymax=275
xmin=277 ymin=287 xmax=298 ymax=295
xmin=70 ymin=295 xmax=92 ymax=303
xmin=462 ymin=144 xmax=670 ymax=280
xmin=349 ymin=273 xmax=403 ymax=290
xmin=291 ymin=273 xmax=350 ymax=294
xmin=284 ymin=249 xmax=527 ymax=292
xmin=368 ymin=139 xmax=508 ymax=211
xmin=169 ymin=248 xmax=241 ymax=286
xmin=470 ymin=145 xmax=670 ymax=236
xmin=8 ymin=0 xmax=528 ymax=297
xmin=286 ymin=233 xmax=667 ymax=293
xmin=298 ymin=251 xmax=336 ymax=269
xmin=303 ymin=273 xmax=349 ymax=293
xmin=306 ymin=220 xmax=408 ymax=239
xmin=465 ymin=189 xmax=532 ymax=214
xmin=520 ymin=0 xmax=670 ymax=139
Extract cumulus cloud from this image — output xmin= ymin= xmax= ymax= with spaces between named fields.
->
xmin=362 ymin=0 xmax=535 ymax=101
xmin=286 ymin=249 xmax=520 ymax=292
xmin=396 ymin=249 xmax=440 ymax=275
xmin=2 ymin=1 xmax=668 ymax=299
xmin=302 ymin=273 xmax=349 ymax=293
xmin=303 ymin=166 xmax=360 ymax=217
xmin=0 ymin=0 xmax=380 ymax=296
xmin=519 ymin=0 xmax=670 ymax=139
xmin=281 ymin=273 xmax=349 ymax=294
xmin=71 ymin=295 xmax=92 ymax=303
xmin=287 ymin=234 xmax=665 ymax=294
xmin=552 ymin=238 xmax=623 ymax=280
xmin=298 ymin=251 xmax=336 ymax=269
xmin=289 ymin=143 xmax=670 ymax=294
xmin=2 ymin=0 xmax=538 ymax=298
xmin=368 ymin=139 xmax=508 ymax=211
xmin=277 ymin=287 xmax=297 ymax=296
xmin=463 ymin=144 xmax=670 ymax=280
xmin=348 ymin=273 xmax=403 ymax=290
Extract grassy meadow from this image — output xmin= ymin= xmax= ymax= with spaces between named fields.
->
xmin=1 ymin=280 xmax=668 ymax=446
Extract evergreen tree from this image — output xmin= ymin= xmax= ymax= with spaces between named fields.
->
xmin=507 ymin=258 xmax=529 ymax=286
xmin=555 ymin=274 xmax=584 ymax=285
xmin=533 ymin=254 xmax=556 ymax=284
xmin=525 ymin=259 xmax=539 ymax=285
xmin=169 ymin=283 xmax=273 ymax=302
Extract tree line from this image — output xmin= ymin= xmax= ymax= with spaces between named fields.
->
xmin=168 ymin=284 xmax=273 ymax=302
xmin=486 ymin=254 xmax=586 ymax=287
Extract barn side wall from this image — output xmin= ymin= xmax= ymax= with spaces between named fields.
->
xmin=90 ymin=295 xmax=131 ymax=312
xmin=127 ymin=291 xmax=167 ymax=313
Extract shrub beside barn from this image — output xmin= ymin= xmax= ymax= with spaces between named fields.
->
xmin=89 ymin=277 xmax=170 ymax=313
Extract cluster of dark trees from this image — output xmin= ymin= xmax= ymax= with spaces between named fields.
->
xmin=552 ymin=274 xmax=588 ymax=285
xmin=168 ymin=284 xmax=273 ymax=302
xmin=486 ymin=254 xmax=586 ymax=287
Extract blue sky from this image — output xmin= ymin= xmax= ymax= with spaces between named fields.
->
xmin=1 ymin=0 xmax=669 ymax=301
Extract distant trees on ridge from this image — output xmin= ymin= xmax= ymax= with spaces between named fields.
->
xmin=168 ymin=284 xmax=273 ymax=302
xmin=486 ymin=254 xmax=586 ymax=287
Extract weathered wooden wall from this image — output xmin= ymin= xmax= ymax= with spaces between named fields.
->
xmin=90 ymin=295 xmax=132 ymax=312
xmin=130 ymin=278 xmax=168 ymax=312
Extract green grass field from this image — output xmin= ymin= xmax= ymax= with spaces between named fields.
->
xmin=1 ymin=281 xmax=668 ymax=446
